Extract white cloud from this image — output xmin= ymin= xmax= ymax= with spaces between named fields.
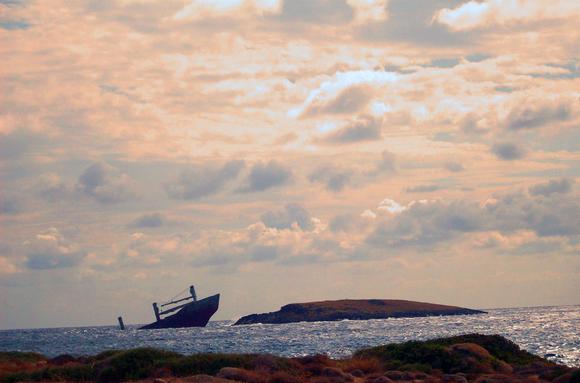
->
xmin=434 ymin=0 xmax=580 ymax=31
xmin=347 ymin=0 xmax=389 ymax=23
xmin=361 ymin=209 xmax=377 ymax=219
xmin=174 ymin=0 xmax=282 ymax=21
xmin=377 ymin=198 xmax=406 ymax=214
xmin=292 ymin=70 xmax=398 ymax=118
xmin=370 ymin=101 xmax=392 ymax=116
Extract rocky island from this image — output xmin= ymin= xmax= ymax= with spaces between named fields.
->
xmin=1 ymin=334 xmax=578 ymax=383
xmin=234 ymin=299 xmax=485 ymax=325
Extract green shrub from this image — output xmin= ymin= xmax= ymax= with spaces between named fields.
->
xmin=355 ymin=334 xmax=548 ymax=372
xmin=0 ymin=351 xmax=45 ymax=363
xmin=168 ymin=353 xmax=255 ymax=376
xmin=1 ymin=372 xmax=29 ymax=383
xmin=92 ymin=349 xmax=123 ymax=361
xmin=355 ymin=341 xmax=463 ymax=373
xmin=399 ymin=362 xmax=432 ymax=373
xmin=421 ymin=334 xmax=545 ymax=366
xmin=49 ymin=365 xmax=95 ymax=381
xmin=95 ymin=347 xmax=182 ymax=382
xmin=1 ymin=364 xmax=96 ymax=383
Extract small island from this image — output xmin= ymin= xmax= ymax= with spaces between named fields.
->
xmin=234 ymin=299 xmax=485 ymax=325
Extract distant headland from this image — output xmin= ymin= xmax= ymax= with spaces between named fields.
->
xmin=234 ymin=299 xmax=485 ymax=325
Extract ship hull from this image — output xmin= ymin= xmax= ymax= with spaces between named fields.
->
xmin=139 ymin=294 xmax=220 ymax=330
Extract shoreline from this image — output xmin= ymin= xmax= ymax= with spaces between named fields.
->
xmin=1 ymin=304 xmax=579 ymax=332
xmin=3 ymin=304 xmax=579 ymax=332
xmin=1 ymin=334 xmax=579 ymax=383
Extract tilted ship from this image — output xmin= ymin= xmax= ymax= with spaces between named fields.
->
xmin=138 ymin=285 xmax=220 ymax=330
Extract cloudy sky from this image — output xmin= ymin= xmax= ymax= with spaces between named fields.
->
xmin=1 ymin=0 xmax=579 ymax=329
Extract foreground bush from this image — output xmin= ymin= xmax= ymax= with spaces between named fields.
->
xmin=354 ymin=333 xmax=549 ymax=373
xmin=1 ymin=334 xmax=576 ymax=383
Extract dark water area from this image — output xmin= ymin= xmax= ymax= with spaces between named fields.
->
xmin=1 ymin=305 xmax=578 ymax=367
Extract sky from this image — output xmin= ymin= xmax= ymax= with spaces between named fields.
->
xmin=0 ymin=0 xmax=579 ymax=330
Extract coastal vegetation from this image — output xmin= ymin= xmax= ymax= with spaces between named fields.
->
xmin=0 ymin=334 xmax=577 ymax=383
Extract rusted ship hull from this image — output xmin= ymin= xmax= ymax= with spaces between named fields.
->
xmin=139 ymin=294 xmax=220 ymax=330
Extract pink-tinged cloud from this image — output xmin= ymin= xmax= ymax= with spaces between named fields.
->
xmin=1 ymin=0 xmax=579 ymax=328
xmin=434 ymin=0 xmax=580 ymax=31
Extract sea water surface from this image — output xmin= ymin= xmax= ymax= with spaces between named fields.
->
xmin=1 ymin=305 xmax=578 ymax=367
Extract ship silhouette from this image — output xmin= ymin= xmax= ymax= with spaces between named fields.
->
xmin=138 ymin=285 xmax=220 ymax=330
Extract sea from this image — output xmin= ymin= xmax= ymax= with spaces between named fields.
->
xmin=1 ymin=305 xmax=578 ymax=367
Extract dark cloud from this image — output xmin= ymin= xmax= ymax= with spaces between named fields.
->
xmin=249 ymin=245 xmax=279 ymax=262
xmin=306 ymin=86 xmax=373 ymax=117
xmin=406 ymin=184 xmax=441 ymax=193
xmin=190 ymin=242 xmax=283 ymax=270
xmin=261 ymin=203 xmax=313 ymax=230
xmin=76 ymin=162 xmax=136 ymax=204
xmin=309 ymin=166 xmax=353 ymax=192
xmin=320 ymin=116 xmax=382 ymax=144
xmin=35 ymin=174 xmax=71 ymax=202
xmin=24 ymin=229 xmax=86 ymax=270
xmin=495 ymin=86 xmax=516 ymax=93
xmin=509 ymin=240 xmax=566 ymax=256
xmin=499 ymin=191 xmax=578 ymax=237
xmin=0 ymin=19 xmax=30 ymax=30
xmin=166 ymin=160 xmax=245 ymax=199
xmin=445 ymin=161 xmax=465 ymax=172
xmin=26 ymin=251 xmax=84 ymax=270
xmin=0 ymin=0 xmax=25 ymax=5
xmin=0 ymin=193 xmax=23 ymax=215
xmin=492 ymin=143 xmax=526 ymax=160
xmin=485 ymin=192 xmax=580 ymax=237
xmin=369 ymin=150 xmax=397 ymax=175
xmin=465 ymin=53 xmax=491 ymax=62
xmin=529 ymin=178 xmax=574 ymax=197
xmin=0 ymin=130 xmax=46 ymax=160
xmin=432 ymin=131 xmax=455 ymax=142
xmin=506 ymin=103 xmax=572 ymax=130
xmin=543 ymin=62 xmax=580 ymax=80
xmin=429 ymin=57 xmax=460 ymax=68
xmin=357 ymin=0 xmax=471 ymax=46
xmin=189 ymin=239 xmax=281 ymax=270
xmin=379 ymin=150 xmax=397 ymax=171
xmin=383 ymin=64 xmax=416 ymax=74
xmin=190 ymin=252 xmax=238 ymax=269
xmin=0 ymin=241 xmax=13 ymax=257
xmin=368 ymin=189 xmax=580 ymax=248
xmin=130 ymin=213 xmax=165 ymax=228
xmin=460 ymin=114 xmax=489 ymax=135
xmin=368 ymin=200 xmax=483 ymax=247
xmin=275 ymin=0 xmax=353 ymax=24
xmin=329 ymin=213 xmax=356 ymax=232
xmin=329 ymin=213 xmax=369 ymax=233
xmin=239 ymin=161 xmax=292 ymax=193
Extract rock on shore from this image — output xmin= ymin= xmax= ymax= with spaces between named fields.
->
xmin=234 ymin=299 xmax=486 ymax=325
xmin=1 ymin=334 xmax=578 ymax=383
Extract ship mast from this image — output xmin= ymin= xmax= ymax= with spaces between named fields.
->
xmin=152 ymin=285 xmax=198 ymax=321
xmin=190 ymin=285 xmax=197 ymax=302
